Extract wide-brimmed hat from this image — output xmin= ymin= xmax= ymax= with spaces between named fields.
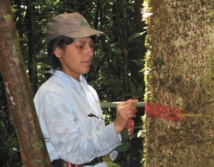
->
xmin=46 ymin=12 xmax=104 ymax=43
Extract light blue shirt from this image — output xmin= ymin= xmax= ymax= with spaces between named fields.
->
xmin=34 ymin=70 xmax=121 ymax=166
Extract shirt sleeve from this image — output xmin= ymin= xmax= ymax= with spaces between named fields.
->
xmin=40 ymin=86 xmax=121 ymax=165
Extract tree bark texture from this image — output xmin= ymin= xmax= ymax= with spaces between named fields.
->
xmin=0 ymin=0 xmax=51 ymax=166
xmin=142 ymin=0 xmax=214 ymax=166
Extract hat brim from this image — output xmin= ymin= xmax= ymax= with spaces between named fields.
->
xmin=64 ymin=27 xmax=104 ymax=39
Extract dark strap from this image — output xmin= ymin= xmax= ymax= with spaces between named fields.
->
xmin=82 ymin=157 xmax=103 ymax=166
xmin=51 ymin=159 xmax=67 ymax=167
xmin=51 ymin=157 xmax=103 ymax=167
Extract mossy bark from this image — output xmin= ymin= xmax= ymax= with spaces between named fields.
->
xmin=0 ymin=0 xmax=51 ymax=166
xmin=142 ymin=0 xmax=214 ymax=166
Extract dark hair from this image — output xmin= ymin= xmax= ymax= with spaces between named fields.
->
xmin=47 ymin=35 xmax=75 ymax=70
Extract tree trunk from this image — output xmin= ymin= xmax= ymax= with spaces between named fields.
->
xmin=143 ymin=0 xmax=214 ymax=166
xmin=26 ymin=0 xmax=38 ymax=94
xmin=0 ymin=0 xmax=51 ymax=166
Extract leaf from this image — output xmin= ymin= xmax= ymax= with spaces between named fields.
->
xmin=128 ymin=31 xmax=146 ymax=42
xmin=115 ymin=129 xmax=130 ymax=152
xmin=115 ymin=141 xmax=130 ymax=152
xmin=103 ymin=155 xmax=121 ymax=167
xmin=111 ymin=47 xmax=122 ymax=55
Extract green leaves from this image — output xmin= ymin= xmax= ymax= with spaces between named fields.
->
xmin=115 ymin=129 xmax=130 ymax=152
xmin=128 ymin=31 xmax=146 ymax=42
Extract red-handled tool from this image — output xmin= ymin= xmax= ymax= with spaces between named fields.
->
xmin=66 ymin=162 xmax=79 ymax=167
xmin=126 ymin=118 xmax=132 ymax=129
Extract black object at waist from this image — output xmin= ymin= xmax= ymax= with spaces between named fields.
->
xmin=83 ymin=157 xmax=103 ymax=166
xmin=51 ymin=157 xmax=103 ymax=167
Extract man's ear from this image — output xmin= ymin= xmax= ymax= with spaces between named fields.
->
xmin=53 ymin=47 xmax=63 ymax=58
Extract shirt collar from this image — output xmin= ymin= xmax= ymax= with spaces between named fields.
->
xmin=51 ymin=70 xmax=87 ymax=88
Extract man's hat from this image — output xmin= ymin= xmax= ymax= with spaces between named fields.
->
xmin=47 ymin=12 xmax=104 ymax=43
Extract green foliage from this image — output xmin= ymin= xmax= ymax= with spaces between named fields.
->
xmin=128 ymin=32 xmax=146 ymax=42
xmin=116 ymin=129 xmax=130 ymax=152
xmin=0 ymin=81 xmax=21 ymax=166
xmin=103 ymin=155 xmax=121 ymax=167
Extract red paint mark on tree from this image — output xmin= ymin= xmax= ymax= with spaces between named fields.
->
xmin=145 ymin=103 xmax=184 ymax=121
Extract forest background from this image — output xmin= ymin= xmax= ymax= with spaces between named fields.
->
xmin=0 ymin=0 xmax=146 ymax=166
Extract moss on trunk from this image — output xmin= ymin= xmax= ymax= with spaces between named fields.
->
xmin=142 ymin=0 xmax=214 ymax=166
